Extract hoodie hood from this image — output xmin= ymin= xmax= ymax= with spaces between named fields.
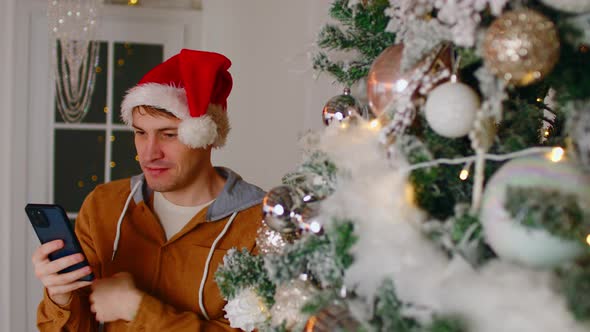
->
xmin=129 ymin=167 xmax=265 ymax=221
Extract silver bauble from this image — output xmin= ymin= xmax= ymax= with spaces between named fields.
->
xmin=262 ymin=185 xmax=301 ymax=234
xmin=322 ymin=88 xmax=361 ymax=126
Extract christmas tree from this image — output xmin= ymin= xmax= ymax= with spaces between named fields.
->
xmin=216 ymin=1 xmax=590 ymax=331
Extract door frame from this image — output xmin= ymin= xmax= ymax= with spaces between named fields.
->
xmin=12 ymin=2 xmax=201 ymax=330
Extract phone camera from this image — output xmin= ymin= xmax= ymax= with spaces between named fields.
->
xmin=30 ymin=210 xmax=49 ymax=227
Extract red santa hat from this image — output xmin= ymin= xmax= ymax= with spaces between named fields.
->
xmin=120 ymin=49 xmax=232 ymax=148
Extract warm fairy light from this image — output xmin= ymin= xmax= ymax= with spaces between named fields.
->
xmin=549 ymin=147 xmax=564 ymax=162
xmin=110 ymin=161 xmax=116 ymax=168
xmin=135 ymin=155 xmax=139 ymax=161
xmin=103 ymin=107 xmax=109 ymax=114
xmin=459 ymin=161 xmax=472 ymax=181
xmin=304 ymin=316 xmax=317 ymax=332
xmin=459 ymin=169 xmax=469 ymax=181
xmin=340 ymin=122 xmax=349 ymax=129
xmin=369 ymin=119 xmax=380 ymax=129
xmin=405 ymin=183 xmax=415 ymax=205
xmin=536 ymin=97 xmax=543 ymax=103
xmin=128 ymin=0 xmax=139 ymax=5
xmin=543 ymin=130 xmax=550 ymax=137
xmin=586 ymin=234 xmax=590 ymax=246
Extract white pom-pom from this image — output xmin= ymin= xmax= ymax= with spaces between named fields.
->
xmin=424 ymin=81 xmax=480 ymax=138
xmin=223 ymin=288 xmax=269 ymax=332
xmin=178 ymin=115 xmax=218 ymax=148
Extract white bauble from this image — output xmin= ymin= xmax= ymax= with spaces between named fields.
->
xmin=540 ymin=0 xmax=590 ymax=13
xmin=481 ymin=157 xmax=590 ymax=268
xmin=424 ymin=82 xmax=480 ymax=138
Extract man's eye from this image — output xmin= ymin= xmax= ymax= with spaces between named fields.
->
xmin=134 ymin=131 xmax=145 ymax=136
xmin=163 ymin=133 xmax=177 ymax=138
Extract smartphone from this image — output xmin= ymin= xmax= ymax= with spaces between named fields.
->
xmin=25 ymin=203 xmax=94 ymax=281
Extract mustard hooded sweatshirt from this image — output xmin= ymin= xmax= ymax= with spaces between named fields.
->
xmin=37 ymin=167 xmax=265 ymax=331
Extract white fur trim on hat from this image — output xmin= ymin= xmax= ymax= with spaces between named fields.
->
xmin=120 ymin=83 xmax=189 ymax=125
xmin=121 ymin=84 xmax=230 ymax=149
xmin=179 ymin=116 xmax=217 ymax=148
xmin=178 ymin=104 xmax=230 ymax=148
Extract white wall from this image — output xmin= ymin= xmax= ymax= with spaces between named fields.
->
xmin=2 ymin=0 xmax=341 ymax=330
xmin=0 ymin=0 xmax=15 ymax=328
xmin=202 ymin=0 xmax=339 ymax=190
xmin=1 ymin=0 xmax=30 ymax=330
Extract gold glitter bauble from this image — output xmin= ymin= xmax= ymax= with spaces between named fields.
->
xmin=483 ymin=9 xmax=560 ymax=86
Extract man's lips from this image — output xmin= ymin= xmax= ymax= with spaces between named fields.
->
xmin=144 ymin=166 xmax=170 ymax=176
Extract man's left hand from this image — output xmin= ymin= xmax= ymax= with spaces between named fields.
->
xmin=90 ymin=272 xmax=143 ymax=322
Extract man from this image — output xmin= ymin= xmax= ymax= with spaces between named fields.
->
xmin=32 ymin=49 xmax=265 ymax=331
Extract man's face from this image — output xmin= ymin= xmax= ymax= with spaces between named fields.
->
xmin=132 ymin=107 xmax=211 ymax=193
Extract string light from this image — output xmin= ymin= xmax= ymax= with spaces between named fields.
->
xmin=549 ymin=147 xmax=564 ymax=162
xmin=405 ymin=183 xmax=415 ymax=205
xmin=586 ymin=234 xmax=590 ymax=247
xmin=103 ymin=107 xmax=108 ymax=114
xmin=459 ymin=161 xmax=472 ymax=181
xmin=459 ymin=169 xmax=469 ymax=180
xmin=403 ymin=147 xmax=555 ymax=173
xmin=536 ymin=97 xmax=543 ymax=103
xmin=543 ymin=130 xmax=550 ymax=137
xmin=369 ymin=119 xmax=380 ymax=129
xmin=128 ymin=0 xmax=139 ymax=6
xmin=110 ymin=161 xmax=116 ymax=168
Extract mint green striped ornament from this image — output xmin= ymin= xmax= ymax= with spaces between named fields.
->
xmin=480 ymin=156 xmax=590 ymax=268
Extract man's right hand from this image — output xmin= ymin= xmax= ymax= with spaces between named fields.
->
xmin=32 ymin=239 xmax=93 ymax=306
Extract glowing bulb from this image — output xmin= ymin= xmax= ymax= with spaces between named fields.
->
xmin=550 ymin=147 xmax=564 ymax=162
xmin=395 ymin=79 xmax=408 ymax=92
xmin=459 ymin=169 xmax=469 ymax=181
xmin=536 ymin=98 xmax=543 ymax=103
xmin=309 ymin=221 xmax=322 ymax=233
xmin=128 ymin=0 xmax=139 ymax=5
xmin=543 ymin=130 xmax=549 ymax=137
xmin=405 ymin=183 xmax=415 ymax=205
xmin=273 ymin=204 xmax=284 ymax=216
xmin=340 ymin=122 xmax=348 ymax=129
xmin=586 ymin=234 xmax=590 ymax=246
xmin=369 ymin=119 xmax=380 ymax=129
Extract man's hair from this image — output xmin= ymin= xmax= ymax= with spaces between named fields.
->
xmin=132 ymin=105 xmax=178 ymax=119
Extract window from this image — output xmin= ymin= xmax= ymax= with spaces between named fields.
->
xmin=53 ymin=42 xmax=163 ymax=218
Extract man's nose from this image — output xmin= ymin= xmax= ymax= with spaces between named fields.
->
xmin=143 ymin=136 xmax=164 ymax=161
